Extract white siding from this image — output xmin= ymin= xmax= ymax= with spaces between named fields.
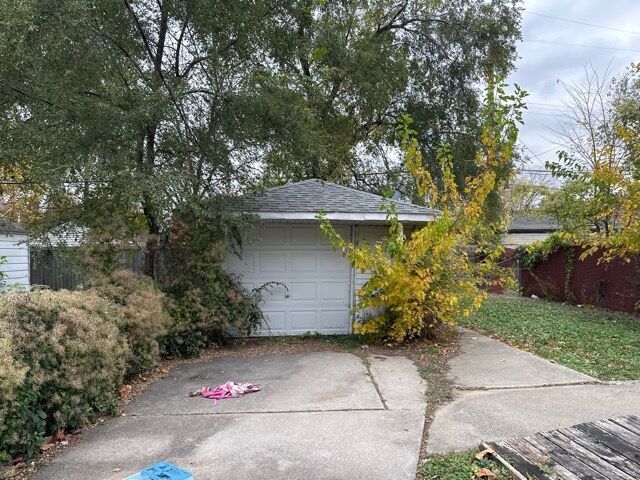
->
xmin=353 ymin=226 xmax=388 ymax=322
xmin=503 ymin=232 xmax=551 ymax=248
xmin=0 ymin=232 xmax=29 ymax=289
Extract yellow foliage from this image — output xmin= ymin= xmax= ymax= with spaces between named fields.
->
xmin=579 ymin=161 xmax=640 ymax=261
xmin=319 ymin=84 xmax=524 ymax=341
xmin=0 ymin=165 xmax=45 ymax=223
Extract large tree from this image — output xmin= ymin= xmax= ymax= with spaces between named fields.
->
xmin=257 ymin=0 xmax=522 ymax=192
xmin=0 ymin=0 xmax=521 ymax=276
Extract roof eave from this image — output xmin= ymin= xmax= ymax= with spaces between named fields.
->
xmin=254 ymin=211 xmax=435 ymax=224
xmin=508 ymin=227 xmax=558 ymax=233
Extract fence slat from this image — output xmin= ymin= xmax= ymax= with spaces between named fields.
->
xmin=30 ymin=248 xmax=147 ymax=290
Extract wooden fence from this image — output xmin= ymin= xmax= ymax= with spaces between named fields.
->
xmin=30 ymin=248 xmax=145 ymax=290
xmin=519 ymin=246 xmax=640 ymax=313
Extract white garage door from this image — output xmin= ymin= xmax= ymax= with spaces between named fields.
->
xmin=226 ymin=223 xmax=353 ymax=335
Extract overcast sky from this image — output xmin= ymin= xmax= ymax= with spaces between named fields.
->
xmin=509 ymin=0 xmax=640 ymax=175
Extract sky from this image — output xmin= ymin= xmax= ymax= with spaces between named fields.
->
xmin=509 ymin=0 xmax=640 ymax=176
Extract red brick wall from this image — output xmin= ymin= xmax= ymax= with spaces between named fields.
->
xmin=520 ymin=247 xmax=640 ymax=313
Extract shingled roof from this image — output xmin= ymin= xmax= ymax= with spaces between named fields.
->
xmin=0 ymin=218 xmax=26 ymax=234
xmin=240 ymin=179 xmax=437 ymax=223
xmin=509 ymin=215 xmax=559 ymax=232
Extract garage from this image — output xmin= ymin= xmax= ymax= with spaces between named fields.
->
xmin=226 ymin=179 xmax=436 ymax=336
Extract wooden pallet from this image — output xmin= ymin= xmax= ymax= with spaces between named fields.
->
xmin=486 ymin=415 xmax=640 ymax=480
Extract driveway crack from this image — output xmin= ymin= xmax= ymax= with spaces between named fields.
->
xmin=127 ymin=407 xmax=388 ymax=417
xmin=360 ymin=355 xmax=389 ymax=410
xmin=453 ymin=380 xmax=605 ymax=392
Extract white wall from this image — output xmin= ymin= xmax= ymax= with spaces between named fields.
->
xmin=0 ymin=232 xmax=30 ymax=289
xmin=353 ymin=225 xmax=389 ymax=322
xmin=503 ymin=232 xmax=551 ymax=248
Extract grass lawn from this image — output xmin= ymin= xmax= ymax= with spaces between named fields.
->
xmin=418 ymin=450 xmax=510 ymax=479
xmin=461 ymin=295 xmax=640 ymax=380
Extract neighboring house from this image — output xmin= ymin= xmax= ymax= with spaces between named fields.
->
xmin=227 ymin=179 xmax=437 ymax=336
xmin=503 ymin=215 xmax=559 ymax=248
xmin=0 ymin=218 xmax=30 ymax=289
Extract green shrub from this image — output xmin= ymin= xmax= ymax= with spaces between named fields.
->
xmin=89 ymin=270 xmax=171 ymax=377
xmin=160 ymin=201 xmax=268 ymax=357
xmin=0 ymin=290 xmax=128 ymax=459
xmin=162 ymin=265 xmax=267 ymax=357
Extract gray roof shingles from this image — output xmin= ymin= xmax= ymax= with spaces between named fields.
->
xmin=509 ymin=215 xmax=559 ymax=232
xmin=241 ymin=179 xmax=436 ymax=216
xmin=0 ymin=218 xmax=26 ymax=234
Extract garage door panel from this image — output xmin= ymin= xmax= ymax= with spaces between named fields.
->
xmin=321 ymin=310 xmax=350 ymax=330
xmin=289 ymin=311 xmax=318 ymax=331
xmin=319 ymin=225 xmax=349 ymax=245
xmin=227 ymin=224 xmax=352 ymax=336
xmin=260 ymin=226 xmax=286 ymax=245
xmin=320 ymin=281 xmax=349 ymax=301
xmin=259 ymin=255 xmax=286 ymax=273
xmin=289 ymin=225 xmax=317 ymax=245
xmin=290 ymin=255 xmax=317 ymax=273
xmin=288 ymin=282 xmax=317 ymax=301
xmin=319 ymin=253 xmax=350 ymax=273
xmin=261 ymin=311 xmax=287 ymax=332
xmin=262 ymin=283 xmax=288 ymax=302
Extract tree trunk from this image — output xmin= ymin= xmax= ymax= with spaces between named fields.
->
xmin=143 ymin=205 xmax=161 ymax=279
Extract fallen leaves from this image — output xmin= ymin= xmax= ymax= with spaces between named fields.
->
xmin=119 ymin=384 xmax=133 ymax=398
xmin=475 ymin=467 xmax=498 ymax=478
xmin=474 ymin=448 xmax=494 ymax=461
xmin=472 ymin=447 xmax=501 ymax=479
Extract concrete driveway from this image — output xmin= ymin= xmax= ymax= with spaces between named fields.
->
xmin=428 ymin=329 xmax=640 ymax=453
xmin=35 ymin=352 xmax=426 ymax=480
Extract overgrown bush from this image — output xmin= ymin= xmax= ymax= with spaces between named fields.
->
xmin=0 ymin=290 xmax=128 ymax=459
xmin=516 ymin=231 xmax=576 ymax=269
xmin=0 ymin=269 xmax=172 ymax=461
xmin=89 ymin=270 xmax=171 ymax=377
xmin=160 ymin=200 xmax=267 ymax=357
xmin=162 ymin=263 xmax=269 ymax=357
xmin=319 ymin=82 xmax=525 ymax=342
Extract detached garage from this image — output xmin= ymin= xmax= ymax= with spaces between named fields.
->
xmin=0 ymin=218 xmax=29 ymax=290
xmin=227 ymin=179 xmax=436 ymax=336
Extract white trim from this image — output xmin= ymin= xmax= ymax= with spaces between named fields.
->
xmin=349 ymin=225 xmax=356 ymax=334
xmin=254 ymin=211 xmax=434 ymax=224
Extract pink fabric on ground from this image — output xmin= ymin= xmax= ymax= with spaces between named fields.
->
xmin=200 ymin=381 xmax=262 ymax=404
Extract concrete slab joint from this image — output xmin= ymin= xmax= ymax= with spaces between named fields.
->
xmin=427 ymin=329 xmax=640 ymax=454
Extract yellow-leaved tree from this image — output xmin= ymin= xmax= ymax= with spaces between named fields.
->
xmin=586 ymin=65 xmax=640 ymax=260
xmin=319 ymin=81 xmax=526 ymax=342
xmin=539 ymin=65 xmax=640 ymax=262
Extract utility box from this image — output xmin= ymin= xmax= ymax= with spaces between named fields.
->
xmin=124 ymin=462 xmax=194 ymax=480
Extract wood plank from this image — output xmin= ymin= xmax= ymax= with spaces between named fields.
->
xmin=598 ymin=418 xmax=640 ymax=444
xmin=528 ymin=433 xmax=608 ymax=480
xmin=577 ymin=421 xmax=640 ymax=467
xmin=488 ymin=440 xmax=554 ymax=480
xmin=509 ymin=437 xmax=580 ymax=480
xmin=621 ymin=415 xmax=640 ymax=428
xmin=592 ymin=420 xmax=640 ymax=464
xmin=611 ymin=416 xmax=640 ymax=438
xmin=561 ymin=426 xmax=640 ymax=477
xmin=543 ymin=430 xmax=635 ymax=480
xmin=480 ymin=442 xmax=528 ymax=480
